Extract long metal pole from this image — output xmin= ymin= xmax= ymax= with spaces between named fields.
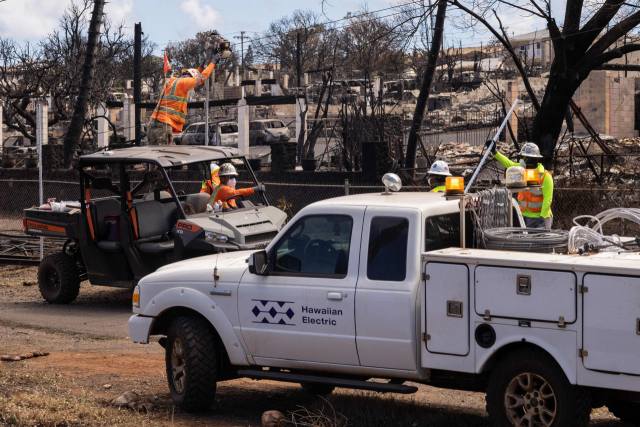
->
xmin=134 ymin=23 xmax=142 ymax=145
xmin=464 ymin=99 xmax=518 ymax=194
xmin=37 ymin=103 xmax=44 ymax=260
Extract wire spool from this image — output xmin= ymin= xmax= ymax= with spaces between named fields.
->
xmin=483 ymin=227 xmax=569 ymax=253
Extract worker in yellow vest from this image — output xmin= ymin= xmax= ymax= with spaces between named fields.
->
xmin=488 ymin=141 xmax=553 ymax=229
xmin=428 ymin=160 xmax=451 ymax=193
xmin=200 ymin=163 xmax=221 ymax=195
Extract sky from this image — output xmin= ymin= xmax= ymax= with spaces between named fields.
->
xmin=0 ymin=0 xmax=549 ymax=56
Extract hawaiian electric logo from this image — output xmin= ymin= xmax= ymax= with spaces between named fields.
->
xmin=251 ymin=300 xmax=295 ymax=325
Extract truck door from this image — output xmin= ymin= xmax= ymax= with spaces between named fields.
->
xmin=583 ymin=274 xmax=640 ymax=375
xmin=238 ymin=207 xmax=365 ymax=366
xmin=355 ymin=207 xmax=421 ymax=370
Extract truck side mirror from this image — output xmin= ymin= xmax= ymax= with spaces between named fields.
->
xmin=248 ymin=250 xmax=270 ymax=276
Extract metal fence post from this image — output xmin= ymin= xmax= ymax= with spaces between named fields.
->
xmin=37 ymin=100 xmax=48 ymax=260
xmin=344 ymin=179 xmax=349 ymax=196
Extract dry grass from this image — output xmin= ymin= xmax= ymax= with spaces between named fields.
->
xmin=290 ymin=391 xmax=489 ymax=427
xmin=0 ymin=369 xmax=163 ymax=427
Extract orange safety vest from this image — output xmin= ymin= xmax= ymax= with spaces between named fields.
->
xmin=200 ymin=170 xmax=220 ymax=194
xmin=150 ymin=63 xmax=214 ymax=133
xmin=517 ymin=171 xmax=551 ymax=214
xmin=207 ymin=184 xmax=255 ymax=209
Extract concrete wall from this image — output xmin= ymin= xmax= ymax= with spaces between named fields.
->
xmin=573 ymin=70 xmax=636 ymax=139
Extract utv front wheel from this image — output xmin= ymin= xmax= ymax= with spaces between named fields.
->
xmin=166 ymin=316 xmax=217 ymax=412
xmin=37 ymin=253 xmax=81 ymax=304
xmin=485 ymin=348 xmax=591 ymax=427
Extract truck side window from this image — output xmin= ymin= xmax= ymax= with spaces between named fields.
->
xmin=367 ymin=217 xmax=409 ymax=282
xmin=272 ymin=215 xmax=352 ymax=277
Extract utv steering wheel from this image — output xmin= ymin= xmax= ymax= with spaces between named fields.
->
xmin=226 ymin=194 xmax=246 ymax=204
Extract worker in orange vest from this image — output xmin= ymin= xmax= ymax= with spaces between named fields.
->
xmin=147 ymin=49 xmax=222 ymax=145
xmin=201 ymin=163 xmax=221 ymax=194
xmin=207 ymin=163 xmax=265 ymax=210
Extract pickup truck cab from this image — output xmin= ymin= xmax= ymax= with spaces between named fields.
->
xmin=129 ymin=188 xmax=640 ymax=426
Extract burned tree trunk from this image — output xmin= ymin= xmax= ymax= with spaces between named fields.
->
xmin=63 ymin=0 xmax=105 ymax=168
xmin=405 ymin=0 xmax=447 ymax=172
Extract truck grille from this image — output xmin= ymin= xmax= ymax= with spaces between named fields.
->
xmin=245 ymin=231 xmax=278 ymax=244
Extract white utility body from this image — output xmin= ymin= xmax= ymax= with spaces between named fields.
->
xmin=129 ymin=191 xmax=640 ymax=426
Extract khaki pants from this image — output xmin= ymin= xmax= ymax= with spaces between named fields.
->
xmin=147 ymin=120 xmax=173 ymax=145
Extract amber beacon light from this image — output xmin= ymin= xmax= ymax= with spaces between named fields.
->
xmin=445 ymin=177 xmax=464 ymax=194
xmin=524 ymin=168 xmax=540 ymax=184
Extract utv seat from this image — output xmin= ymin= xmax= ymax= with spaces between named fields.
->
xmin=133 ymin=201 xmax=176 ymax=255
xmin=90 ymin=198 xmax=123 ymax=252
xmin=184 ymin=193 xmax=210 ymax=213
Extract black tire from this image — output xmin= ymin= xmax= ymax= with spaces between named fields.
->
xmin=37 ymin=253 xmax=81 ymax=304
xmin=300 ymin=382 xmax=336 ymax=396
xmin=486 ymin=348 xmax=591 ymax=427
xmin=607 ymin=399 xmax=640 ymax=425
xmin=165 ymin=316 xmax=217 ymax=412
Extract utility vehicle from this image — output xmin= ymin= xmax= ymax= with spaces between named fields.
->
xmin=24 ymin=146 xmax=286 ymax=304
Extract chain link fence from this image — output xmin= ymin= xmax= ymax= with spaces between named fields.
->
xmin=1 ymin=178 xmax=638 ymax=256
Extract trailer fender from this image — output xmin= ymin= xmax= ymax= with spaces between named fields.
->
xmin=475 ymin=324 xmax=578 ymax=384
xmin=142 ymin=287 xmax=250 ymax=366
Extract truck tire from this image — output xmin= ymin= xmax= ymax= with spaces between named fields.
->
xmin=485 ymin=348 xmax=591 ymax=427
xmin=165 ymin=316 xmax=217 ymax=412
xmin=607 ymin=399 xmax=640 ymax=425
xmin=37 ymin=253 xmax=81 ymax=304
xmin=300 ymin=382 xmax=336 ymax=396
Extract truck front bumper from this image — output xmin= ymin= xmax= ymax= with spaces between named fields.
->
xmin=128 ymin=315 xmax=155 ymax=344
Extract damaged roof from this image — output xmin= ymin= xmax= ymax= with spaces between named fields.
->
xmin=80 ymin=145 xmax=245 ymax=167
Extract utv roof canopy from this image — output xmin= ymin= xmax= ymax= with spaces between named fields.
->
xmin=80 ymin=146 xmax=245 ymax=167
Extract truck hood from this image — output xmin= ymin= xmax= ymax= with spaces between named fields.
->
xmin=142 ymin=251 xmax=253 ymax=284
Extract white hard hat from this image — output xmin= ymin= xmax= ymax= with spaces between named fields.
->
xmin=519 ymin=142 xmax=543 ymax=158
xmin=181 ymin=68 xmax=200 ymax=78
xmin=218 ymin=163 xmax=238 ymax=176
xmin=428 ymin=160 xmax=452 ymax=176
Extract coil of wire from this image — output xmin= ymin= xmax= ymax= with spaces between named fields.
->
xmin=483 ymin=228 xmax=570 ymax=253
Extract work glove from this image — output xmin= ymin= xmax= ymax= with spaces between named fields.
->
xmin=485 ymin=140 xmax=497 ymax=155
xmin=253 ymin=184 xmax=266 ymax=193
xmin=543 ymin=217 xmax=553 ymax=230
xmin=211 ymin=52 xmax=222 ymax=65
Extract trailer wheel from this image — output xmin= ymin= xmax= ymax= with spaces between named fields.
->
xmin=38 ymin=253 xmax=81 ymax=304
xmin=607 ymin=399 xmax=640 ymax=425
xmin=300 ymin=382 xmax=336 ymax=396
xmin=166 ymin=316 xmax=217 ymax=412
xmin=486 ymin=348 xmax=591 ymax=427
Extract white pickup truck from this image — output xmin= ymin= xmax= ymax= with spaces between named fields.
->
xmin=129 ymin=189 xmax=640 ymax=427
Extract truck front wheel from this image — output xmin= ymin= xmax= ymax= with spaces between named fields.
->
xmin=486 ymin=348 xmax=591 ymax=427
xmin=166 ymin=316 xmax=217 ymax=412
xmin=38 ymin=253 xmax=81 ymax=304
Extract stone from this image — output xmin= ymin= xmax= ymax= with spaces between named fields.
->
xmin=103 ymin=384 xmax=112 ymax=389
xmin=111 ymin=391 xmax=140 ymax=407
xmin=22 ymin=281 xmax=36 ymax=287
xmin=262 ymin=410 xmax=286 ymax=427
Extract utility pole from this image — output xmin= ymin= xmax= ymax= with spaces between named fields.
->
xmin=296 ymin=32 xmax=301 ymax=88
xmin=234 ymin=32 xmax=249 ymax=74
xmin=134 ymin=23 xmax=142 ymax=145
xmin=63 ymin=0 xmax=105 ymax=167
xmin=405 ymin=0 xmax=447 ymax=174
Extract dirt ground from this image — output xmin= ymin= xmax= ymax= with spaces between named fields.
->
xmin=0 ymin=265 xmax=632 ymax=426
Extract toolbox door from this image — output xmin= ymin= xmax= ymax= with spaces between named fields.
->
xmin=424 ymin=262 xmax=469 ymax=356
xmin=583 ymin=274 xmax=640 ymax=375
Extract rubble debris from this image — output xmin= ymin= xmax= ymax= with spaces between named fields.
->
xmin=111 ymin=391 xmax=155 ymax=413
xmin=22 ymin=281 xmax=36 ymax=287
xmin=1 ymin=350 xmax=49 ymax=362
xmin=262 ymin=410 xmax=286 ymax=427
xmin=103 ymin=384 xmax=112 ymax=389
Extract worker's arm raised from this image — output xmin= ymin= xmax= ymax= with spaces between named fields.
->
xmin=493 ymin=151 xmax=519 ymax=169
xmin=180 ymin=62 xmax=216 ymax=91
xmin=540 ymin=172 xmax=553 ymax=218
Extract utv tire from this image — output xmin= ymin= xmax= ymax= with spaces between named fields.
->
xmin=607 ymin=399 xmax=640 ymax=425
xmin=486 ymin=348 xmax=591 ymax=427
xmin=166 ymin=316 xmax=217 ymax=412
xmin=300 ymin=382 xmax=336 ymax=396
xmin=38 ymin=253 xmax=81 ymax=304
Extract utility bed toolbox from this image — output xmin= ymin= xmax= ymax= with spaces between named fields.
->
xmin=474 ymin=266 xmax=576 ymax=324
xmin=23 ymin=208 xmax=80 ymax=239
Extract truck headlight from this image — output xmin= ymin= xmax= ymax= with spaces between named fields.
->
xmin=132 ymin=285 xmax=140 ymax=308
xmin=205 ymin=231 xmax=229 ymax=244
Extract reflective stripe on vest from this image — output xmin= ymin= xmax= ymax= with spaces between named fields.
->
xmin=517 ymin=170 xmax=551 ymax=214
xmin=153 ymin=105 xmax=187 ymax=119
xmin=207 ymin=184 xmax=224 ymax=206
xmin=152 ymin=79 xmax=187 ymax=124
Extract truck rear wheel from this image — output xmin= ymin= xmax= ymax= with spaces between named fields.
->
xmin=38 ymin=253 xmax=81 ymax=304
xmin=486 ymin=348 xmax=591 ymax=427
xmin=300 ymin=382 xmax=335 ymax=396
xmin=165 ymin=316 xmax=217 ymax=412
xmin=607 ymin=399 xmax=640 ymax=425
